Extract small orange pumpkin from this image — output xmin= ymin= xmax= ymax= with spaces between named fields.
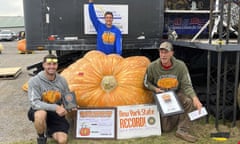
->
xmin=22 ymin=82 xmax=28 ymax=92
xmin=17 ymin=39 xmax=33 ymax=53
xmin=162 ymin=94 xmax=171 ymax=102
xmin=42 ymin=90 xmax=61 ymax=104
xmin=17 ymin=39 xmax=26 ymax=52
xmin=102 ymin=32 xmax=115 ymax=44
xmin=0 ymin=43 xmax=4 ymax=54
xmin=157 ymin=77 xmax=178 ymax=89
xmin=61 ymin=50 xmax=153 ymax=107
xmin=80 ymin=127 xmax=90 ymax=136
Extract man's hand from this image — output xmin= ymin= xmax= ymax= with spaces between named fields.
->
xmin=56 ymin=105 xmax=67 ymax=116
xmin=155 ymin=87 xmax=165 ymax=93
xmin=68 ymin=107 xmax=78 ymax=112
xmin=89 ymin=0 xmax=93 ymax=3
xmin=192 ymin=96 xmax=202 ymax=112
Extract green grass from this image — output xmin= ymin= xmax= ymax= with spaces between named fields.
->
xmin=7 ymin=116 xmax=240 ymax=144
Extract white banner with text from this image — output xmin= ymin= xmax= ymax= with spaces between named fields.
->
xmin=117 ymin=104 xmax=161 ymax=139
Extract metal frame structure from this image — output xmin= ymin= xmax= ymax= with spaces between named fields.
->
xmin=170 ymin=0 xmax=240 ymax=129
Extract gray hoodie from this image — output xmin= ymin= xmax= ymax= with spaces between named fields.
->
xmin=28 ymin=71 xmax=70 ymax=111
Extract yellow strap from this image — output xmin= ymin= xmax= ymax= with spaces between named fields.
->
xmin=212 ymin=137 xmax=228 ymax=141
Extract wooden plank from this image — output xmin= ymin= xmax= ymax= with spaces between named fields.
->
xmin=0 ymin=67 xmax=22 ymax=79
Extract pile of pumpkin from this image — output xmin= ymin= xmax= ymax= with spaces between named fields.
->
xmin=23 ymin=50 xmax=154 ymax=107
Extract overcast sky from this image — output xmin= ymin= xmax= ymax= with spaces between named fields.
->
xmin=0 ymin=1 xmax=23 ymax=16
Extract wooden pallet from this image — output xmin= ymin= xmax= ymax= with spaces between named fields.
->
xmin=0 ymin=67 xmax=22 ymax=79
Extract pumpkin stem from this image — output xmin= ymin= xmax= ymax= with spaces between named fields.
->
xmin=101 ymin=75 xmax=117 ymax=92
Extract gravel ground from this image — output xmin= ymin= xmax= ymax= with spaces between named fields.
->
xmin=0 ymin=41 xmax=48 ymax=143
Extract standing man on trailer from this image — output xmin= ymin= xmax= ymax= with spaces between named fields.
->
xmin=88 ymin=0 xmax=122 ymax=55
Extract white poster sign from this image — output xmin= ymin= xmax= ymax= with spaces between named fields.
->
xmin=117 ymin=104 xmax=161 ymax=139
xmin=76 ymin=108 xmax=116 ymax=139
xmin=84 ymin=4 xmax=128 ymax=34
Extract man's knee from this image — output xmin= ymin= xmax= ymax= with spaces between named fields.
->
xmin=34 ymin=110 xmax=47 ymax=121
xmin=33 ymin=110 xmax=47 ymax=134
xmin=57 ymin=137 xmax=68 ymax=144
xmin=53 ymin=132 xmax=68 ymax=144
xmin=34 ymin=110 xmax=47 ymax=128
xmin=183 ymin=97 xmax=193 ymax=105
xmin=180 ymin=97 xmax=194 ymax=113
xmin=178 ymin=93 xmax=194 ymax=111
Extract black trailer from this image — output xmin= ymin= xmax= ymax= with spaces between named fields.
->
xmin=23 ymin=0 xmax=164 ymax=59
xmin=23 ymin=0 xmax=240 ymax=128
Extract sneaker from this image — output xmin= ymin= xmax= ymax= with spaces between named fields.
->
xmin=37 ymin=137 xmax=47 ymax=144
xmin=176 ymin=129 xmax=198 ymax=143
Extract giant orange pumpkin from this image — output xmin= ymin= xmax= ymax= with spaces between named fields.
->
xmin=61 ymin=50 xmax=153 ymax=107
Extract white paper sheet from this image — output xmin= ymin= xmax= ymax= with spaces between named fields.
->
xmin=188 ymin=107 xmax=208 ymax=121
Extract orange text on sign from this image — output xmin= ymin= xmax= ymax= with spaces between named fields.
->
xmin=120 ymin=117 xmax=146 ymax=128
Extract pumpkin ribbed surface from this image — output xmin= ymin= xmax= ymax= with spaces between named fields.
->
xmin=61 ymin=50 xmax=153 ymax=107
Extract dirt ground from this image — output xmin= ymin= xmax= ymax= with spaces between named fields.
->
xmin=0 ymin=41 xmax=48 ymax=143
